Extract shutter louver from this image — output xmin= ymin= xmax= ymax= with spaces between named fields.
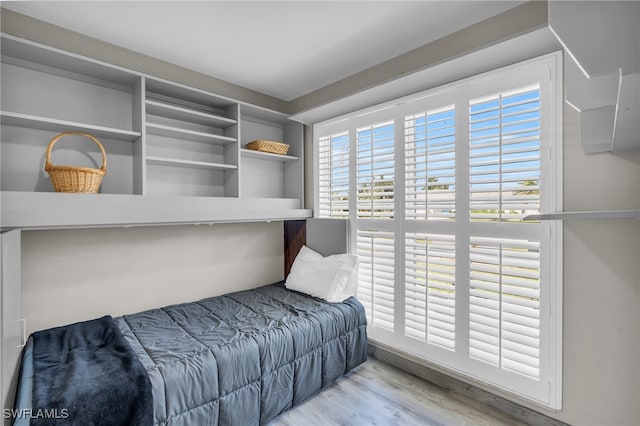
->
xmin=357 ymin=230 xmax=395 ymax=331
xmin=405 ymin=233 xmax=456 ymax=350
xmin=318 ymin=132 xmax=349 ymax=218
xmin=469 ymin=237 xmax=540 ymax=380
xmin=469 ymin=86 xmax=541 ymax=222
xmin=405 ymin=107 xmax=456 ymax=221
xmin=357 ymin=121 xmax=394 ymax=219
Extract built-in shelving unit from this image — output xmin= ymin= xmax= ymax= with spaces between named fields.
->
xmin=0 ymin=33 xmax=310 ymax=229
xmin=525 ymin=210 xmax=640 ymax=221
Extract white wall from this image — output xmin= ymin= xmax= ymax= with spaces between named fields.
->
xmin=553 ymin=106 xmax=640 ymax=425
xmin=21 ymin=222 xmax=284 ymax=334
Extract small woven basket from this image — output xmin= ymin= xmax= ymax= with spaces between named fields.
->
xmin=246 ymin=139 xmax=290 ymax=155
xmin=44 ymin=131 xmax=107 ymax=193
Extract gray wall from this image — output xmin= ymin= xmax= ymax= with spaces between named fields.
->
xmin=21 ymin=222 xmax=284 ymax=335
xmin=556 ymin=107 xmax=640 ymax=425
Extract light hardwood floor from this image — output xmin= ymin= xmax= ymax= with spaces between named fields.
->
xmin=269 ymin=359 xmax=526 ymax=426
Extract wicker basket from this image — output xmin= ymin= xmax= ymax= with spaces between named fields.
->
xmin=246 ymin=139 xmax=290 ymax=155
xmin=44 ymin=131 xmax=107 ymax=193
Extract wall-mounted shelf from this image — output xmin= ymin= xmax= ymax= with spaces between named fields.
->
xmin=524 ymin=210 xmax=640 ymax=221
xmin=146 ymin=156 xmax=238 ymax=171
xmin=0 ymin=111 xmax=141 ymax=141
xmin=240 ymin=148 xmax=298 ymax=162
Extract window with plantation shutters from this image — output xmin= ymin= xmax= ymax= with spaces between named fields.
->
xmin=314 ymin=53 xmax=562 ymax=408
xmin=318 ymin=132 xmax=349 ymax=218
xmin=405 ymin=106 xmax=456 ymax=221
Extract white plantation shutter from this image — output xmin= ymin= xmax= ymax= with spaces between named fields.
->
xmin=405 ymin=107 xmax=456 ymax=220
xmin=469 ymin=237 xmax=540 ymax=380
xmin=357 ymin=121 xmax=394 ymax=219
xmin=468 ymin=84 xmax=544 ymax=384
xmin=469 ymin=86 xmax=541 ymax=222
xmin=315 ymin=54 xmax=561 ymax=407
xmin=357 ymin=230 xmax=395 ymax=331
xmin=405 ymin=233 xmax=456 ymax=350
xmin=318 ymin=132 xmax=349 ymax=217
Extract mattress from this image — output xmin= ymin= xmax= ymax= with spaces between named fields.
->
xmin=13 ymin=282 xmax=368 ymax=425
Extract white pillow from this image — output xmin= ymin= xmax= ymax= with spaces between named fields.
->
xmin=285 ymin=245 xmax=359 ymax=303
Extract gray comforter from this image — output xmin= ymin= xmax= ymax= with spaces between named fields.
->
xmin=113 ymin=283 xmax=368 ymax=425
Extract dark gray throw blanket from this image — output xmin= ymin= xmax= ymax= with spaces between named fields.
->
xmin=31 ymin=315 xmax=153 ymax=426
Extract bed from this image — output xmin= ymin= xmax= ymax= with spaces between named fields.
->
xmin=12 ymin=281 xmax=368 ymax=425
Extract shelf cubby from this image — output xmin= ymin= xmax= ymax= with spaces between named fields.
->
xmin=239 ymin=106 xmax=304 ymax=201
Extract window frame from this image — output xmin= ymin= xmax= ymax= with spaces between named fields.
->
xmin=313 ymin=52 xmax=563 ymax=409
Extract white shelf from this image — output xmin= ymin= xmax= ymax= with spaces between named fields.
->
xmin=241 ymin=148 xmax=298 ymax=162
xmin=145 ymin=78 xmax=237 ymax=112
xmin=146 ymin=123 xmax=236 ymax=144
xmin=524 ymin=210 xmax=640 ymax=220
xmin=146 ymin=156 xmax=237 ymax=171
xmin=0 ymin=111 xmax=141 ymax=141
xmin=0 ymin=191 xmax=311 ymax=230
xmin=145 ymin=100 xmax=237 ymax=128
xmin=1 ymin=34 xmax=140 ymax=88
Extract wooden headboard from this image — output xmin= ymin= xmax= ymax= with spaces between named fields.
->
xmin=284 ymin=220 xmax=306 ymax=277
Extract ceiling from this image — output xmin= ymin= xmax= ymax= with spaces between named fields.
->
xmin=2 ymin=1 xmax=525 ymax=101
